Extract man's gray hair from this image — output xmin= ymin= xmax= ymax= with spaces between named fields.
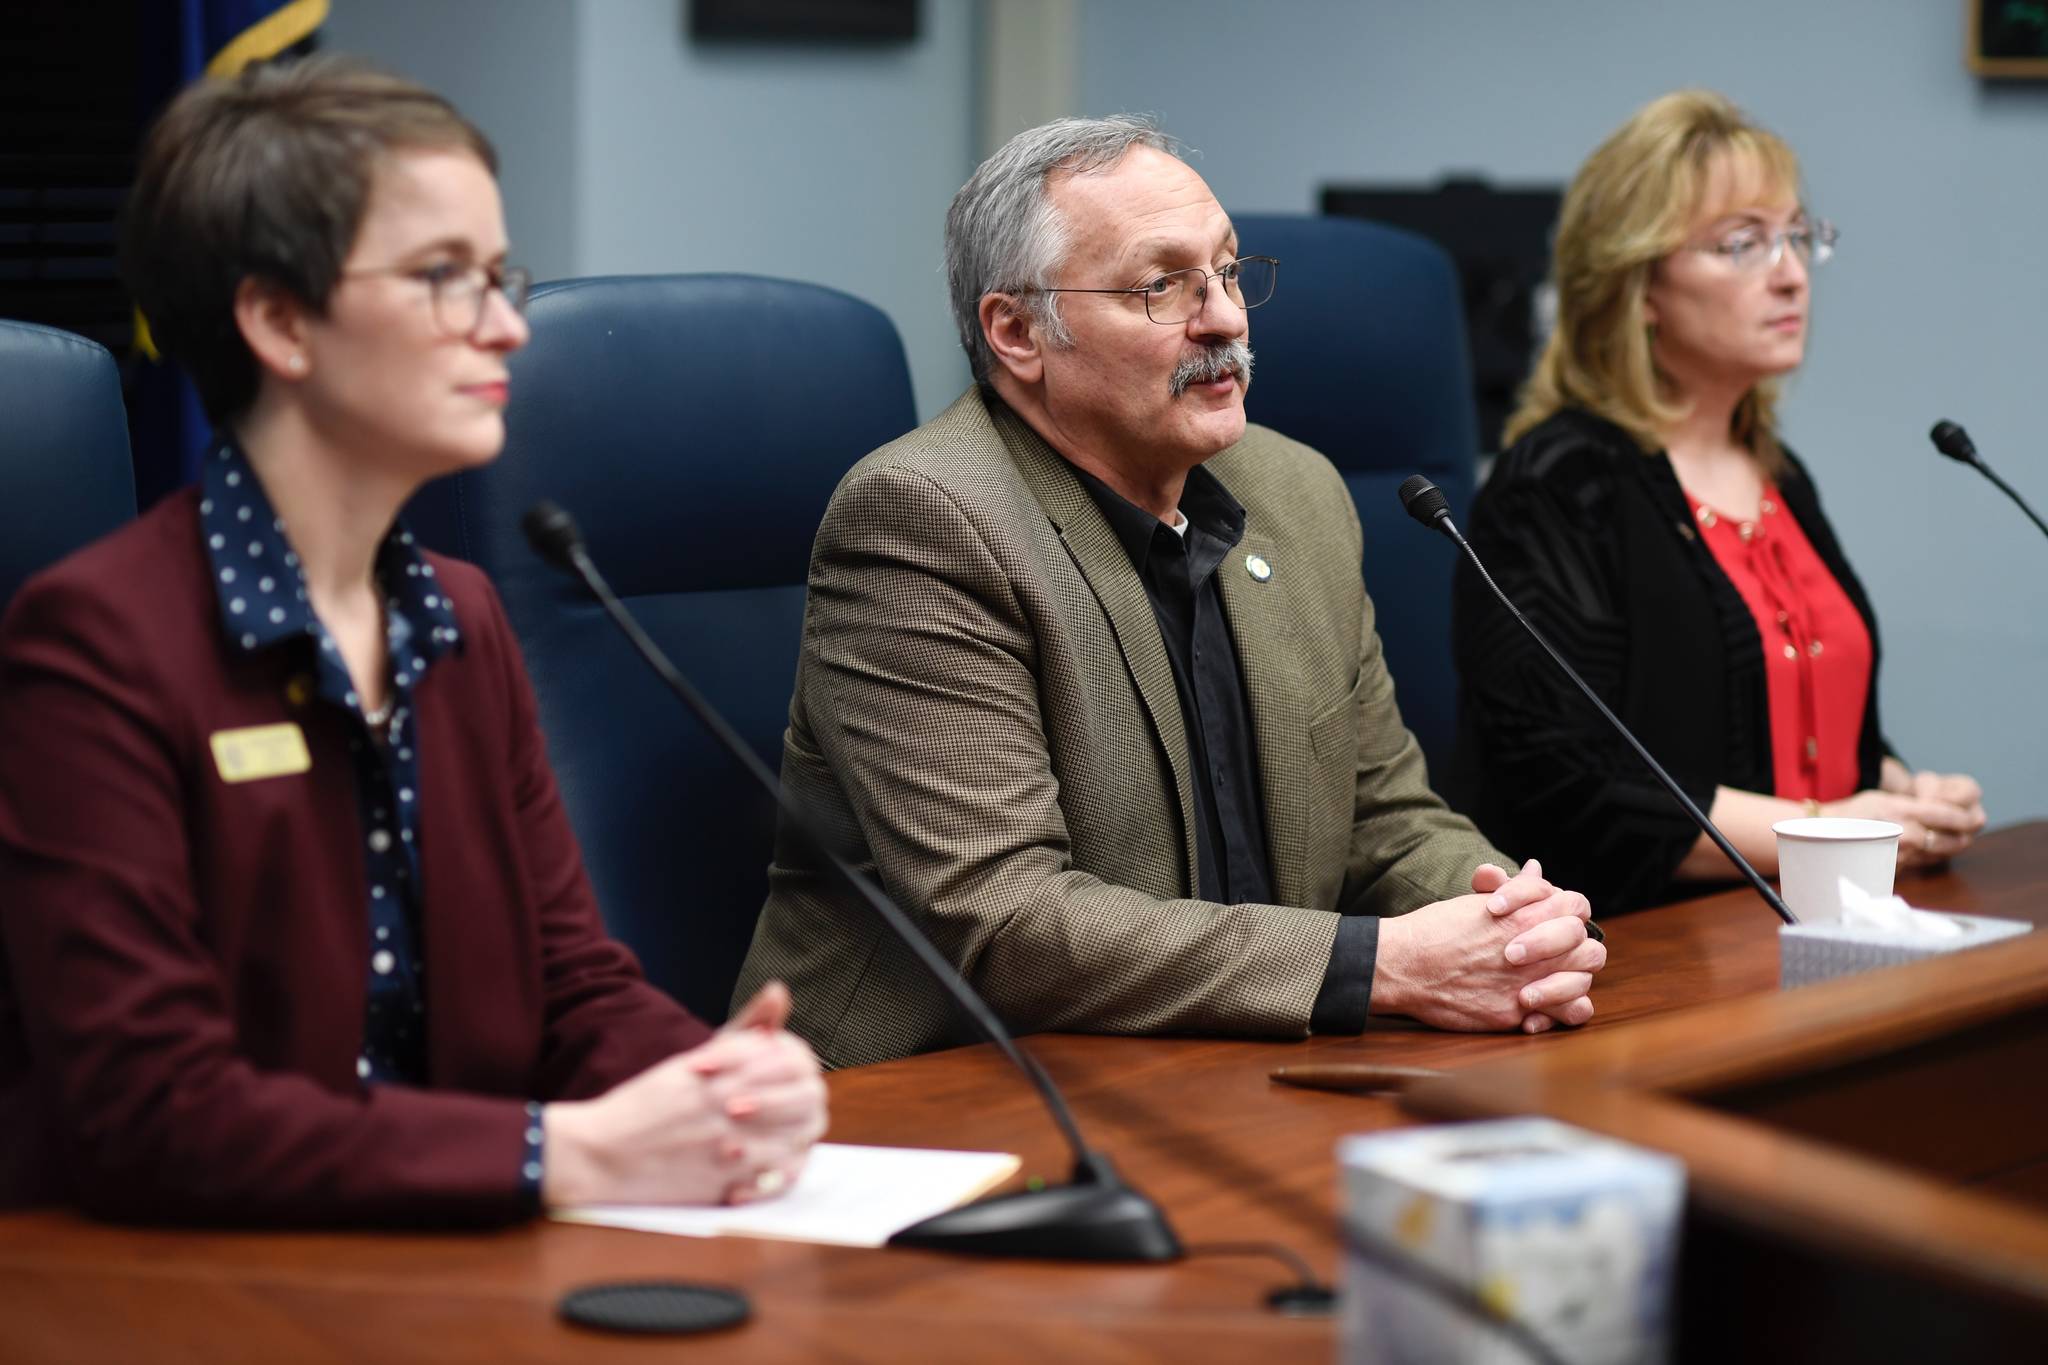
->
xmin=945 ymin=115 xmax=1180 ymax=386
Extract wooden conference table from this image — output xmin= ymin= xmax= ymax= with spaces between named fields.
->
xmin=3 ymin=823 xmax=2045 ymax=1362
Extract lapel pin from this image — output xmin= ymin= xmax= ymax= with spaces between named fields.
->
xmin=1245 ymin=553 xmax=1272 ymax=582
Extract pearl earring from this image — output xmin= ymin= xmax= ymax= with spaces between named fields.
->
xmin=287 ymin=354 xmax=305 ymax=374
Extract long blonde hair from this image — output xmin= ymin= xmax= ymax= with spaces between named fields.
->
xmin=1506 ymin=90 xmax=1802 ymax=475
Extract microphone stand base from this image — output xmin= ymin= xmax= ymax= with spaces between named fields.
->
xmin=886 ymin=1152 xmax=1182 ymax=1262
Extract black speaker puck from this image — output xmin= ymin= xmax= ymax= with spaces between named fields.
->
xmin=558 ymin=1280 xmax=752 ymax=1335
xmin=1266 ymin=1283 xmax=1338 ymax=1317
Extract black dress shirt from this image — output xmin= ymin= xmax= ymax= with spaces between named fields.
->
xmin=1070 ymin=462 xmax=1376 ymax=1032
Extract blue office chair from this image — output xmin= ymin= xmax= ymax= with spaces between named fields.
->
xmin=0 ymin=320 xmax=138 ymax=614
xmin=1231 ymin=215 xmax=1479 ymax=777
xmin=405 ymin=275 xmax=917 ymax=1022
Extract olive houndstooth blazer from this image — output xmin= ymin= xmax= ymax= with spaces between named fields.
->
xmin=733 ymin=389 xmax=1506 ymax=1067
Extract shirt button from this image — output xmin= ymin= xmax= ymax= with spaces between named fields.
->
xmin=1776 ymin=611 xmax=1790 ymax=627
xmin=368 ymin=829 xmax=392 ymax=853
xmin=1809 ymin=639 xmax=1824 ymax=657
xmin=1805 ymin=737 xmax=1819 ymax=760
xmin=1782 ymin=644 xmax=1798 ymax=660
xmin=372 ymin=950 xmax=396 ymax=975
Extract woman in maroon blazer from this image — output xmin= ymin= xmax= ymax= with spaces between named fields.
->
xmin=0 ymin=58 xmax=824 ymax=1224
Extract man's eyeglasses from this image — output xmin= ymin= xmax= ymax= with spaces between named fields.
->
xmin=1034 ymin=255 xmax=1279 ymax=325
xmin=1693 ymin=220 xmax=1837 ymax=274
xmin=340 ymin=260 xmax=534 ymax=338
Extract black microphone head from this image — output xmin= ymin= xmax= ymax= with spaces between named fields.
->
xmin=1930 ymin=420 xmax=1978 ymax=465
xmin=1397 ymin=474 xmax=1452 ymax=528
xmin=521 ymin=500 xmax=584 ymax=572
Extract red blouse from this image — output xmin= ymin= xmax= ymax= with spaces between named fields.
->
xmin=1686 ymin=485 xmax=1872 ymax=802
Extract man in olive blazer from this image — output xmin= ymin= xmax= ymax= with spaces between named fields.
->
xmin=735 ymin=118 xmax=1603 ymax=1067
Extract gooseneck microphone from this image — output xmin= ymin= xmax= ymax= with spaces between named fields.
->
xmin=1397 ymin=476 xmax=1796 ymax=925
xmin=1929 ymin=420 xmax=2048 ymax=542
xmin=521 ymin=501 xmax=1180 ymax=1262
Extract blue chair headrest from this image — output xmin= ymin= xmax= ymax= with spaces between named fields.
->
xmin=411 ymin=273 xmax=914 ymax=605
xmin=0 ymin=320 xmax=137 ymax=612
xmin=1233 ymin=214 xmax=1477 ymax=480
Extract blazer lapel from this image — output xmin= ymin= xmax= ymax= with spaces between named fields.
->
xmin=1216 ymin=518 xmax=1314 ymax=909
xmin=993 ymin=403 xmax=1200 ymax=885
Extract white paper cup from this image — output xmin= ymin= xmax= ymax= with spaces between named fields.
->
xmin=1772 ymin=818 xmax=1902 ymax=923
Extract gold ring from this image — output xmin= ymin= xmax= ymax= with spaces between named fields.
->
xmin=753 ymin=1168 xmax=788 ymax=1197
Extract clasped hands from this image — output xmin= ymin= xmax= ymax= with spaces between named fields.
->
xmin=1372 ymin=859 xmax=1605 ymax=1035
xmin=1832 ymin=759 xmax=1987 ymax=870
xmin=541 ymin=980 xmax=828 ymax=1208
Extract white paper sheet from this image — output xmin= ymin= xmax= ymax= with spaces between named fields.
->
xmin=551 ymin=1142 xmax=1022 ymax=1248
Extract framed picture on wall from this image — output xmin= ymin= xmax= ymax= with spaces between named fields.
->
xmin=690 ymin=0 xmax=917 ymax=42
xmin=1969 ymin=0 xmax=2048 ymax=77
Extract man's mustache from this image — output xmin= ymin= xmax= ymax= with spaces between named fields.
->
xmin=1169 ymin=340 xmax=1254 ymax=397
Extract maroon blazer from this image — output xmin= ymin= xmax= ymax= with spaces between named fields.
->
xmin=0 ymin=487 xmax=711 ymax=1225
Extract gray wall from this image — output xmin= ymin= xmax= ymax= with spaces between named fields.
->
xmin=328 ymin=0 xmax=977 ymax=417
xmin=1079 ymin=0 xmax=2048 ymax=823
xmin=325 ymin=0 xmax=582 ymax=282
xmin=570 ymin=1 xmax=976 ymax=417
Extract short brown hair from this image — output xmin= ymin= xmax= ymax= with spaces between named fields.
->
xmin=119 ymin=55 xmax=497 ymax=424
xmin=1505 ymin=90 xmax=1801 ymax=476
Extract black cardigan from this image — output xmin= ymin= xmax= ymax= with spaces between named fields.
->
xmin=1447 ymin=408 xmax=1890 ymax=913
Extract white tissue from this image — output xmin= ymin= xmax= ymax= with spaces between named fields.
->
xmin=1781 ymin=887 xmax=2029 ymax=986
xmin=1835 ymin=877 xmax=1964 ymax=939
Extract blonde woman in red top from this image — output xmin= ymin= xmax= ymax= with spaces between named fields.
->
xmin=1452 ymin=90 xmax=1985 ymax=913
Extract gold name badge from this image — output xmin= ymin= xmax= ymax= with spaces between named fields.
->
xmin=210 ymin=723 xmax=312 ymax=784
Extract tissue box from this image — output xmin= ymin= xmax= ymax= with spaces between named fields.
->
xmin=1338 ymin=1118 xmax=1685 ymax=1365
xmin=1780 ymin=913 xmax=2032 ymax=987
